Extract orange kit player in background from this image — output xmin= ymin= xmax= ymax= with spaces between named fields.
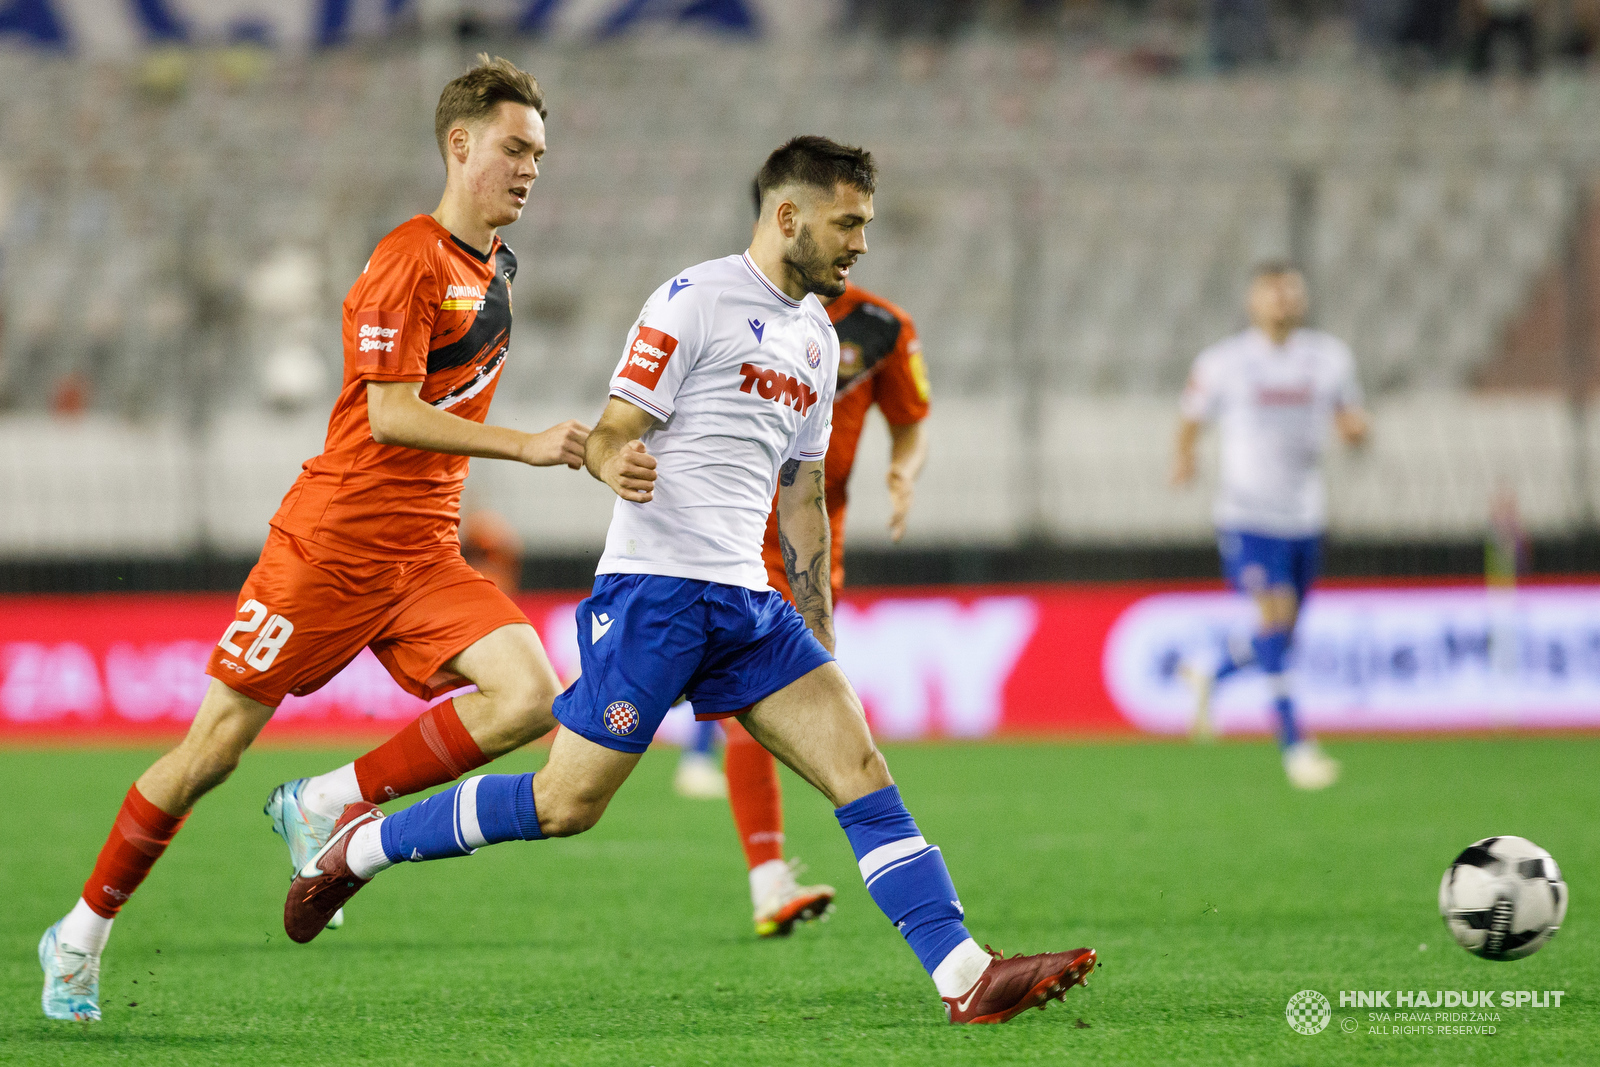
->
xmin=726 ymin=264 xmax=931 ymax=937
xmin=39 ymin=56 xmax=588 ymax=1023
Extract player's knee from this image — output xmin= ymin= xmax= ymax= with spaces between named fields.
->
xmin=473 ymin=673 xmax=559 ymax=751
xmin=533 ymin=795 xmax=604 ymax=837
xmin=1259 ymin=588 xmax=1298 ymax=629
xmin=823 ymin=743 xmax=892 ymax=807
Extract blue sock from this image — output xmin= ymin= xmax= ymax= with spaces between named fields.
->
xmin=379 ymin=772 xmax=544 ymax=863
xmin=1273 ymin=694 xmax=1301 ymax=748
xmin=1250 ymin=630 xmax=1300 ymax=748
xmin=687 ymin=717 xmax=718 ymax=757
xmin=835 ymin=785 xmax=972 ymax=976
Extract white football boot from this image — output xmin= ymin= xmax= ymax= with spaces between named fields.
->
xmin=265 ymin=778 xmax=344 ymax=929
xmin=673 ymin=752 xmax=727 ymax=800
xmin=39 ymin=921 xmax=101 ymax=1021
xmin=752 ymin=858 xmax=835 ymax=938
xmin=1284 ymin=740 xmax=1340 ymax=790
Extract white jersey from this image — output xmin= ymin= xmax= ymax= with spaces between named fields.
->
xmin=1180 ymin=326 xmax=1362 ymax=538
xmin=599 ymin=253 xmax=839 ymax=590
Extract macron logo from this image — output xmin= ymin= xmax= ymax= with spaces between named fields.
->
xmin=738 ymin=363 xmax=818 ymax=415
xmin=748 ymin=318 xmax=765 ymax=344
xmin=669 ymin=278 xmax=692 ymax=300
xmin=591 ymin=612 xmax=614 ymax=643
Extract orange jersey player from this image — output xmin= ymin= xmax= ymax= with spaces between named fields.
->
xmin=40 ymin=56 xmax=588 ymax=1023
xmin=760 ymin=282 xmax=931 ymax=593
xmin=724 ymin=278 xmax=930 ymax=937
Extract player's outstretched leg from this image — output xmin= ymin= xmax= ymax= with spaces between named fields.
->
xmin=266 ymin=624 xmax=562 ymax=921
xmin=41 ymin=680 xmax=274 ymax=1021
xmin=284 ymin=725 xmax=639 ymax=942
xmin=742 ymin=664 xmax=1095 ymax=1024
xmin=722 ymin=718 xmax=834 ymax=937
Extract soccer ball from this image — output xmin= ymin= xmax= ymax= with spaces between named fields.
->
xmin=1439 ymin=836 xmax=1567 ymax=961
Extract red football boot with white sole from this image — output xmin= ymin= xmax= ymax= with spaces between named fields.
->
xmin=284 ymin=802 xmax=383 ymax=944
xmin=943 ymin=945 xmax=1096 ymax=1024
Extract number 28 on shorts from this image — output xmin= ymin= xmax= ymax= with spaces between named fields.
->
xmin=216 ymin=599 xmax=295 ymax=672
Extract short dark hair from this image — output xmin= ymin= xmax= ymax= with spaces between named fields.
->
xmin=1252 ymin=259 xmax=1301 ymax=279
xmin=754 ymin=136 xmax=876 ymax=214
xmin=435 ymin=54 xmax=546 ymax=162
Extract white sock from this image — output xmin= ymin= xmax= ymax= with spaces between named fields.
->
xmin=932 ymin=938 xmax=993 ymax=998
xmin=58 ymin=898 xmax=113 ymax=956
xmin=346 ymin=822 xmax=396 ymax=880
xmin=749 ymin=858 xmax=790 ymax=908
xmin=303 ymin=764 xmax=362 ymax=820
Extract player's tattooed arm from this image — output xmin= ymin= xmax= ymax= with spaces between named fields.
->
xmin=588 ymin=397 xmax=660 ymax=502
xmin=776 ymin=460 xmax=834 ymax=653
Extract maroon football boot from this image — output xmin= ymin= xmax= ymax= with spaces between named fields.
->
xmin=284 ymin=802 xmax=383 ymax=944
xmin=942 ymin=945 xmax=1096 ymax=1024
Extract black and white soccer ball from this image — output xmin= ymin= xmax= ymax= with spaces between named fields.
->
xmin=1439 ymin=836 xmax=1567 ymax=961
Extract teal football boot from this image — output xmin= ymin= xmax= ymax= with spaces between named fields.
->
xmin=39 ymin=921 xmax=101 ymax=1021
xmin=265 ymin=778 xmax=345 ymax=929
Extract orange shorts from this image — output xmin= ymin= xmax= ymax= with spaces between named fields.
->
xmin=206 ymin=527 xmax=529 ymax=707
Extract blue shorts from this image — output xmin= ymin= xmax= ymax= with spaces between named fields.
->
xmin=551 ymin=573 xmax=834 ymax=754
xmin=1217 ymin=529 xmax=1322 ymax=602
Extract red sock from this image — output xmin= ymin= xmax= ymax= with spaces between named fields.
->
xmin=82 ymin=784 xmax=187 ymax=919
xmin=723 ymin=718 xmax=785 ymax=869
xmin=353 ymin=699 xmax=489 ymax=803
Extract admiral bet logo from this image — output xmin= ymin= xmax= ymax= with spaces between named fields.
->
xmin=620 ymin=327 xmax=677 ymax=389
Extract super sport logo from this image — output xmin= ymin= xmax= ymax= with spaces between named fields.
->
xmin=357 ymin=324 xmax=398 ymax=353
xmin=354 ymin=311 xmax=405 ymax=368
xmin=620 ymin=327 xmax=678 ymax=389
xmin=739 ymin=363 xmax=819 ymax=415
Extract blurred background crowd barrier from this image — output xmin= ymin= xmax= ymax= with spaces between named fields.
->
xmin=0 ymin=0 xmax=1598 ymax=589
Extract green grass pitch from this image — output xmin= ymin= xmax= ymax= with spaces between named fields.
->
xmin=3 ymin=736 xmax=1595 ymax=1065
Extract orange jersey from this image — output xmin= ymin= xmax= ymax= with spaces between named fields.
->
xmin=762 ymin=283 xmax=931 ymax=594
xmin=271 ymin=215 xmax=517 ymax=559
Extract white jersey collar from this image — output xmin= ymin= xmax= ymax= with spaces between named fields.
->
xmin=1250 ymin=326 xmax=1306 ymax=355
xmin=741 ymin=251 xmax=802 ymax=309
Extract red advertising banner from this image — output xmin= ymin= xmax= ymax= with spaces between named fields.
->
xmin=3 ymin=581 xmax=1599 ymax=742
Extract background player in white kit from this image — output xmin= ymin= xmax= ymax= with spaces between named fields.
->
xmin=283 ymin=137 xmax=1096 ymax=1025
xmin=1171 ymin=263 xmax=1368 ymax=790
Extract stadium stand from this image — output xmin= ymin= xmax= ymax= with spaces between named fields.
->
xmin=0 ymin=40 xmax=1598 ymax=555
